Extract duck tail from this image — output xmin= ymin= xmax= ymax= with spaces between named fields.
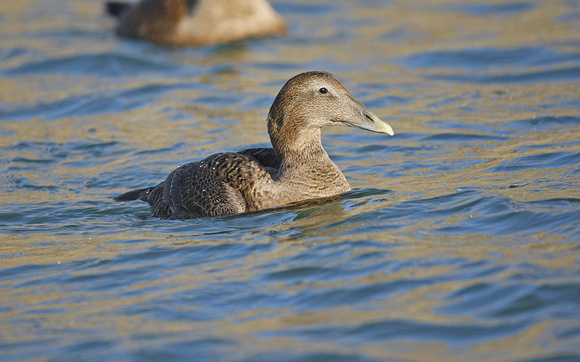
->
xmin=113 ymin=187 xmax=154 ymax=202
xmin=105 ymin=2 xmax=132 ymax=18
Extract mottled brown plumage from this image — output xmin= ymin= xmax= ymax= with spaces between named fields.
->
xmin=114 ymin=71 xmax=394 ymax=219
xmin=105 ymin=0 xmax=286 ymax=47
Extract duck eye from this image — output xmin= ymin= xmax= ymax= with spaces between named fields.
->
xmin=319 ymin=87 xmax=328 ymax=94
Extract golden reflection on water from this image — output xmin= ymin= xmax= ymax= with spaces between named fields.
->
xmin=1 ymin=215 xmax=577 ymax=360
xmin=2 ymin=230 xmax=567 ymax=361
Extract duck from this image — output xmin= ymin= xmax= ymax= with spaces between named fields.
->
xmin=105 ymin=0 xmax=286 ymax=47
xmin=114 ymin=71 xmax=395 ymax=219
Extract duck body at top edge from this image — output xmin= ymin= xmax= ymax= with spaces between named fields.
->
xmin=106 ymin=0 xmax=286 ymax=47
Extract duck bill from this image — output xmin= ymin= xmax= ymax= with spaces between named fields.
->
xmin=346 ymin=94 xmax=394 ymax=135
xmin=361 ymin=108 xmax=394 ymax=135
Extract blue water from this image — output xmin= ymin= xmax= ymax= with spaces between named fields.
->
xmin=1 ymin=0 xmax=580 ymax=360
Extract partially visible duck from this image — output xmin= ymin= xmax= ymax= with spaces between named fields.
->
xmin=114 ymin=71 xmax=395 ymax=219
xmin=105 ymin=0 xmax=286 ymax=47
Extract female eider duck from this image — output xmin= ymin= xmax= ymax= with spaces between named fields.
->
xmin=114 ymin=71 xmax=394 ymax=219
xmin=105 ymin=0 xmax=286 ymax=47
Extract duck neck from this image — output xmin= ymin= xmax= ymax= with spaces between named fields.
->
xmin=269 ymin=121 xmax=348 ymax=191
xmin=277 ymin=129 xmax=330 ymax=172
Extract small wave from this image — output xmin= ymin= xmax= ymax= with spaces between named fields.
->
xmin=3 ymin=53 xmax=181 ymax=76
xmin=401 ymin=47 xmax=578 ymax=70
xmin=444 ymin=2 xmax=536 ymax=16
xmin=427 ymin=66 xmax=580 ymax=84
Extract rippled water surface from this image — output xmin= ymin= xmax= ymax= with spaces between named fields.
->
xmin=1 ymin=0 xmax=580 ymax=360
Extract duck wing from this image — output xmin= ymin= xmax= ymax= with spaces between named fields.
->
xmin=237 ymin=147 xmax=279 ymax=169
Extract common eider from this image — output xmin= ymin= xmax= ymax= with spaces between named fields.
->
xmin=114 ymin=71 xmax=395 ymax=219
xmin=105 ymin=0 xmax=286 ymax=47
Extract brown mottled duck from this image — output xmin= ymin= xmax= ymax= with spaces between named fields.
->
xmin=105 ymin=0 xmax=286 ymax=47
xmin=114 ymin=71 xmax=395 ymax=219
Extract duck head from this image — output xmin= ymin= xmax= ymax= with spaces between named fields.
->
xmin=267 ymin=71 xmax=394 ymax=156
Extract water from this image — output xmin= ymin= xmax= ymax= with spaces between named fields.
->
xmin=1 ymin=0 xmax=580 ymax=360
